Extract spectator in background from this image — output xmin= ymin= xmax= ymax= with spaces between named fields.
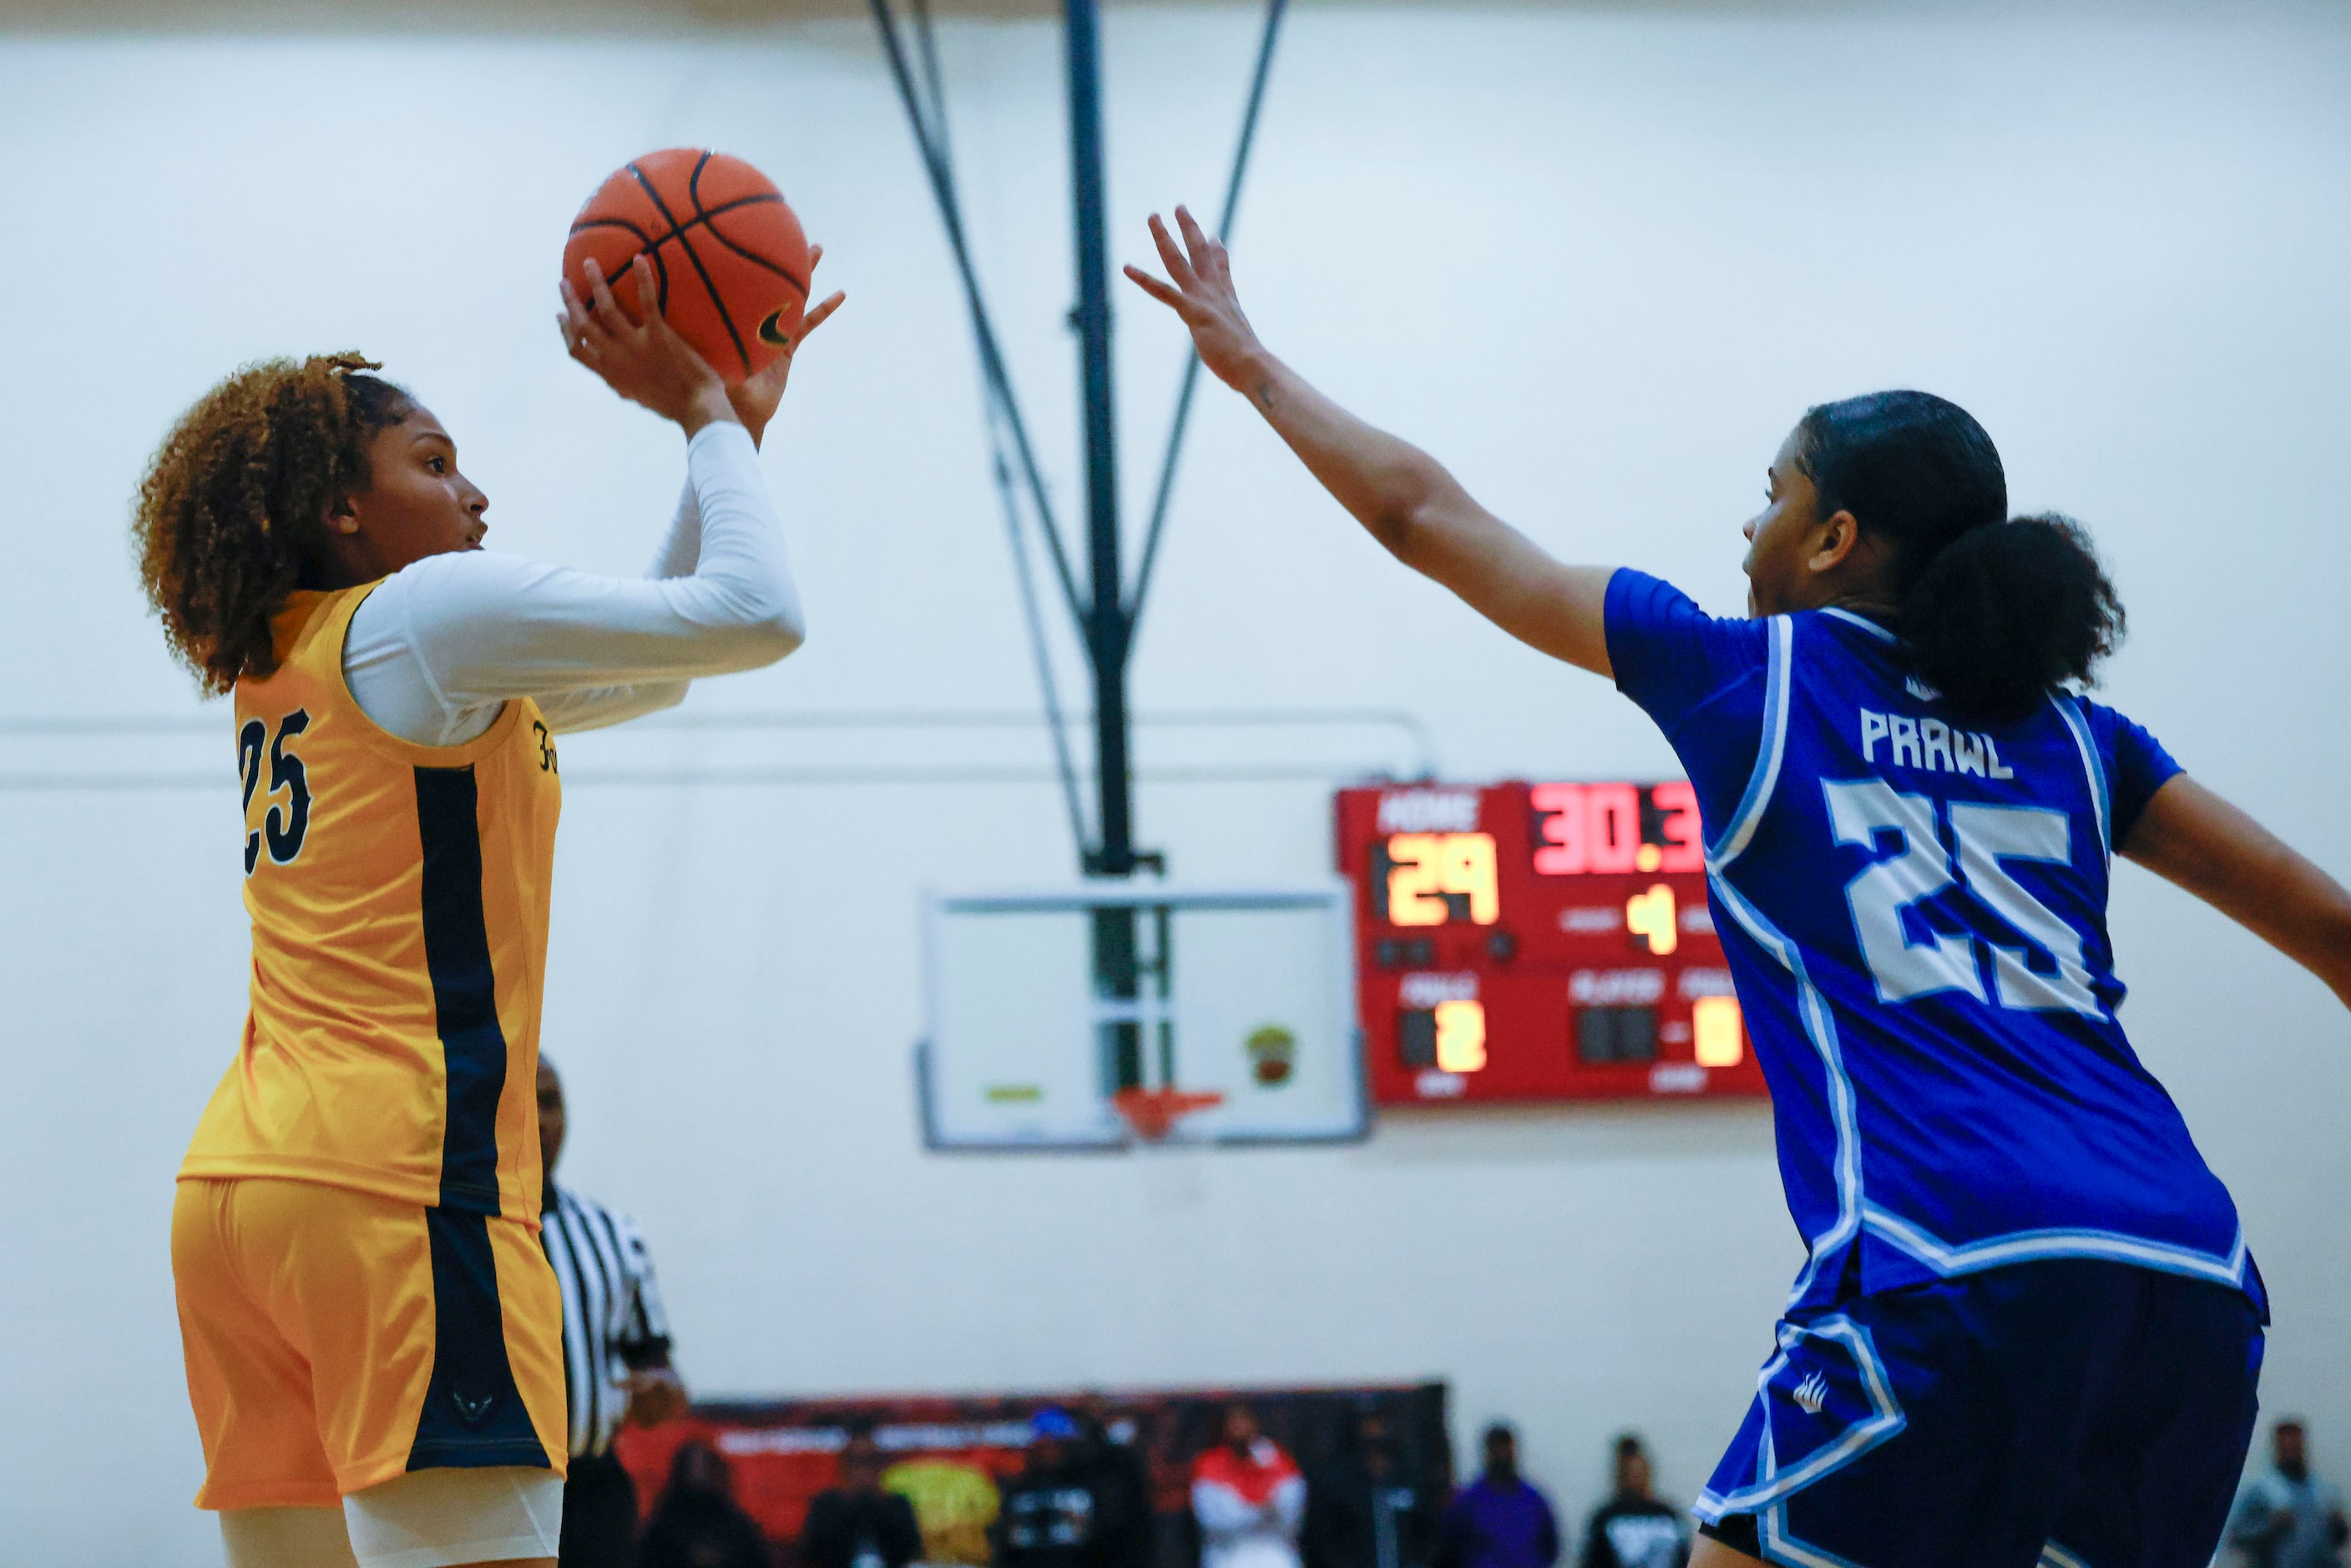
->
xmin=804 ymin=1427 xmax=924 ymax=1568
xmin=1307 ymin=1407 xmax=1433 ymax=1568
xmin=640 ymin=1440 xmax=772 ymax=1568
xmin=1194 ymin=1402 xmax=1308 ymax=1568
xmin=1576 ymin=1436 xmax=1685 ymax=1568
xmin=1075 ymin=1396 xmax=1158 ymax=1568
xmin=999 ymin=1407 xmax=1110 ymax=1568
xmin=2229 ymin=1419 xmax=2350 ymax=1568
xmin=1435 ymin=1425 xmax=1558 ymax=1568
xmin=884 ymin=1449 xmax=1003 ymax=1566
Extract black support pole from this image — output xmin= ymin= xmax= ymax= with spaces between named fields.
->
xmin=877 ymin=0 xmax=1290 ymax=1110
xmin=1064 ymin=0 xmax=1147 ymax=1095
xmin=1064 ymin=0 xmax=1133 ymax=880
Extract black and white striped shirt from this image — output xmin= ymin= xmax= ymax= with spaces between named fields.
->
xmin=541 ymin=1184 xmax=674 ymax=1460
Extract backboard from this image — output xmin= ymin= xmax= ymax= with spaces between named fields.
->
xmin=916 ymin=884 xmax=1366 ymax=1150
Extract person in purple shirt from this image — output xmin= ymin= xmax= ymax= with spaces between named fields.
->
xmin=1437 ymin=1426 xmax=1560 ymax=1568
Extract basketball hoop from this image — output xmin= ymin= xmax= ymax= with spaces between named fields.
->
xmin=1111 ymin=1087 xmax=1226 ymax=1143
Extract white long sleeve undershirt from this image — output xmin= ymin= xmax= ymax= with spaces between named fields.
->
xmin=343 ymin=422 xmax=803 ymax=746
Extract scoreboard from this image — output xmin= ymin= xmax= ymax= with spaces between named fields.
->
xmin=1334 ymin=781 xmax=1767 ymax=1105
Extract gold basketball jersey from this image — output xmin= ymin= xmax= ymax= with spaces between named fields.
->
xmin=180 ymin=584 xmax=563 ymax=1218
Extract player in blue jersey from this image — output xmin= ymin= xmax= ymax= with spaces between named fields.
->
xmin=1128 ymin=208 xmax=2351 ymax=1568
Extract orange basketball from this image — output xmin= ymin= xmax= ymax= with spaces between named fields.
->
xmin=564 ymin=149 xmax=811 ymax=387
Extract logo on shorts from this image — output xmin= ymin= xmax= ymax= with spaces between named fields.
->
xmin=1792 ymin=1369 xmax=1828 ymax=1416
xmin=451 ymin=1391 xmax=497 ymax=1426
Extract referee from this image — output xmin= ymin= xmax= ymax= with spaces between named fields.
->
xmin=539 ymin=1056 xmax=690 ymax=1568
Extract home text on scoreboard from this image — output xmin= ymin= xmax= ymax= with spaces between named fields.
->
xmin=1334 ymin=781 xmax=1766 ymax=1105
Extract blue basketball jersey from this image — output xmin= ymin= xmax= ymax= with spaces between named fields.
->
xmin=1604 ymin=570 xmax=2258 ymax=1315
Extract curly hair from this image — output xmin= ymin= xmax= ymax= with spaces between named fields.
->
xmin=132 ymin=353 xmax=413 ymax=695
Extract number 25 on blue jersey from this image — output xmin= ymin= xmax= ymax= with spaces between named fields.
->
xmin=1823 ymin=779 xmax=2100 ymax=1019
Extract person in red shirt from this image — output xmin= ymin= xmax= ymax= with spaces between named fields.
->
xmin=1194 ymin=1404 xmax=1308 ymax=1568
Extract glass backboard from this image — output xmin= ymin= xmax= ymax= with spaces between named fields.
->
xmin=917 ymin=884 xmax=1366 ymax=1150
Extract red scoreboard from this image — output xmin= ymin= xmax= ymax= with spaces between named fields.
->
xmin=1335 ymin=781 xmax=1767 ymax=1105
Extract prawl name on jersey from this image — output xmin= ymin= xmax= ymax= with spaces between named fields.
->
xmin=1859 ymin=709 xmax=2015 ymax=780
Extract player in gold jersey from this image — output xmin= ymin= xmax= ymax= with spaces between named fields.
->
xmin=134 ymin=256 xmax=842 ymax=1568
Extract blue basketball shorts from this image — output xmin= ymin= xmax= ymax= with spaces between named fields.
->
xmin=1695 ymin=1257 xmax=2264 ymax=1568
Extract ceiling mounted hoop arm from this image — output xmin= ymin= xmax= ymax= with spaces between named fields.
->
xmin=1125 ymin=0 xmax=1291 ymax=630
xmin=908 ymin=0 xmax=953 ymax=152
xmin=875 ymin=0 xmax=1094 ymax=859
xmin=872 ymin=0 xmax=1090 ymax=633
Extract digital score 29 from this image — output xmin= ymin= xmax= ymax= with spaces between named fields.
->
xmin=1336 ymin=781 xmax=1767 ymax=1107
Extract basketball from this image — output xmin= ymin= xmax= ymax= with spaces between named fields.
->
xmin=564 ymin=148 xmax=811 ymax=387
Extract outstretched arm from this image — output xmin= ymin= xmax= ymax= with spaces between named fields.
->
xmin=2121 ymin=775 xmax=2351 ymax=1010
xmin=1125 ymin=207 xmax=1615 ymax=676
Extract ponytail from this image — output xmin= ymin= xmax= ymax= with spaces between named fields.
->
xmin=1899 ymin=513 xmax=2124 ymax=724
xmin=1796 ymin=391 xmax=2126 ymax=725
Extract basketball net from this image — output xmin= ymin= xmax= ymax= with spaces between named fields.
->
xmin=1111 ymin=1087 xmax=1226 ymax=1143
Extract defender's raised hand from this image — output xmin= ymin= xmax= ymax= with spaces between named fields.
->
xmin=1122 ymin=203 xmax=1615 ymax=677
xmin=1125 ymin=206 xmax=1270 ymax=402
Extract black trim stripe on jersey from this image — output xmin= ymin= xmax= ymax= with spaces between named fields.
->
xmin=408 ymin=1207 xmax=551 ymax=1472
xmin=414 ymin=765 xmax=508 ymax=1215
xmin=627 ymin=157 xmax=751 ymax=377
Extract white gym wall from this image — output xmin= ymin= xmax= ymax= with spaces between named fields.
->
xmin=1 ymin=3 xmax=2345 ymax=1562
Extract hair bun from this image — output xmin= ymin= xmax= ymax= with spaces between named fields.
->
xmin=1898 ymin=513 xmax=2124 ymax=724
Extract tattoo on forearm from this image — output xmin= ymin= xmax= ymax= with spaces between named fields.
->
xmin=1249 ymin=374 xmax=1277 ymax=414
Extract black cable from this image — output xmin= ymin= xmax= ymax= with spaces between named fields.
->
xmin=876 ymin=0 xmax=1094 ymax=854
xmin=870 ymin=0 xmax=1090 ymax=630
xmin=1125 ymin=0 xmax=1290 ymax=626
xmin=902 ymin=0 xmax=1090 ymax=855
xmin=910 ymin=0 xmax=953 ymax=154
xmin=993 ymin=422 xmax=1094 ymax=852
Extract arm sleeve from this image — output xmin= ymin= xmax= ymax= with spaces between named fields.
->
xmin=2079 ymin=699 xmax=2185 ymax=850
xmin=1601 ymin=569 xmax=1769 ymax=736
xmin=351 ymin=422 xmax=805 ymax=743
xmin=528 ymin=475 xmax=706 ymax=733
xmin=1534 ymin=1495 xmax=1560 ymax=1568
